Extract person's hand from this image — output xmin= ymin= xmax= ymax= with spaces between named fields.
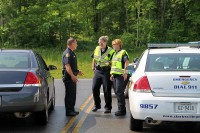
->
xmin=71 ymin=75 xmax=78 ymax=83
xmin=122 ymin=73 xmax=128 ymax=81
xmin=110 ymin=75 xmax=113 ymax=81
xmin=78 ymin=70 xmax=83 ymax=76
xmin=105 ymin=62 xmax=110 ymax=66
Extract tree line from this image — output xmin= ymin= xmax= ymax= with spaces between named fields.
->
xmin=0 ymin=0 xmax=199 ymax=49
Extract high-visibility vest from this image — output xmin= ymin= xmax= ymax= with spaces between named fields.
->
xmin=93 ymin=46 xmax=115 ymax=67
xmin=110 ymin=49 xmax=129 ymax=75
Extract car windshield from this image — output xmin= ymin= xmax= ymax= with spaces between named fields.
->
xmin=0 ymin=52 xmax=30 ymax=69
xmin=145 ymin=53 xmax=200 ymax=71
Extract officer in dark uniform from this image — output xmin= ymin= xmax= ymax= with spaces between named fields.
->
xmin=110 ymin=39 xmax=129 ymax=116
xmin=91 ymin=36 xmax=115 ymax=113
xmin=62 ymin=38 xmax=83 ymax=116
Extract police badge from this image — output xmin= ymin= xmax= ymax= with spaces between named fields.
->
xmin=66 ymin=53 xmax=70 ymax=57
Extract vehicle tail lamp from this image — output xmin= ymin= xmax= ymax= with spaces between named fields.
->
xmin=24 ymin=72 xmax=41 ymax=86
xmin=134 ymin=76 xmax=151 ymax=92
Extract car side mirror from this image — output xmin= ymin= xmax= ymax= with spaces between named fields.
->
xmin=48 ymin=65 xmax=57 ymax=70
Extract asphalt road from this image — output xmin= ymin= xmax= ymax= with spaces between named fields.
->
xmin=0 ymin=79 xmax=200 ymax=133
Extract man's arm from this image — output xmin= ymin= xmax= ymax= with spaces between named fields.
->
xmin=65 ymin=64 xmax=78 ymax=82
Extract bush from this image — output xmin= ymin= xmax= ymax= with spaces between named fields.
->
xmin=121 ymin=32 xmax=137 ymax=51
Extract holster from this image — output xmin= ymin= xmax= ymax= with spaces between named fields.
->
xmin=62 ymin=69 xmax=79 ymax=82
xmin=62 ymin=69 xmax=69 ymax=82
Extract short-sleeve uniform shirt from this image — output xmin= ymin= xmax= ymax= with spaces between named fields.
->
xmin=62 ymin=48 xmax=78 ymax=73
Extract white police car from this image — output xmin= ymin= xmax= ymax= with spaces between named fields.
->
xmin=129 ymin=42 xmax=200 ymax=131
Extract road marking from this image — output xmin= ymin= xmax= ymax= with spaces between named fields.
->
xmin=61 ymin=116 xmax=77 ymax=133
xmin=72 ymin=101 xmax=94 ymax=133
xmin=79 ymin=95 xmax=93 ymax=111
xmin=61 ymin=94 xmax=93 ymax=133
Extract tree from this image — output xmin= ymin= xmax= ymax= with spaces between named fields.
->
xmin=0 ymin=0 xmax=199 ymax=48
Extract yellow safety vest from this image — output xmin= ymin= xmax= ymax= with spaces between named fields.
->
xmin=110 ymin=49 xmax=129 ymax=75
xmin=93 ymin=46 xmax=115 ymax=67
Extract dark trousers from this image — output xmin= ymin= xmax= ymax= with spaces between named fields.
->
xmin=112 ymin=75 xmax=127 ymax=112
xmin=92 ymin=70 xmax=112 ymax=110
xmin=63 ymin=79 xmax=76 ymax=113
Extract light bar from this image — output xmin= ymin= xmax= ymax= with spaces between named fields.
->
xmin=188 ymin=41 xmax=200 ymax=44
xmin=148 ymin=43 xmax=200 ymax=48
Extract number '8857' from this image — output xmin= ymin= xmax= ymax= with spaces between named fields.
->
xmin=140 ymin=104 xmax=158 ymax=109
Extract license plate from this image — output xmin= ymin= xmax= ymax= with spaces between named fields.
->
xmin=175 ymin=103 xmax=197 ymax=113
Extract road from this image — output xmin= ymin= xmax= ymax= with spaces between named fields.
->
xmin=0 ymin=79 xmax=200 ymax=133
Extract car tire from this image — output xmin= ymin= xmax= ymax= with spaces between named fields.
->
xmin=130 ymin=113 xmax=143 ymax=131
xmin=124 ymin=81 xmax=130 ymax=98
xmin=49 ymin=87 xmax=55 ymax=111
xmin=35 ymin=100 xmax=48 ymax=125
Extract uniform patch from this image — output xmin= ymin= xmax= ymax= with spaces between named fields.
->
xmin=66 ymin=53 xmax=70 ymax=57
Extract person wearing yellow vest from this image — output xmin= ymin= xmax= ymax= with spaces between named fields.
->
xmin=91 ymin=36 xmax=115 ymax=113
xmin=110 ymin=39 xmax=129 ymax=116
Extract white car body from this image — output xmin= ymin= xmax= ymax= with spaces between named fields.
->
xmin=129 ymin=43 xmax=200 ymax=131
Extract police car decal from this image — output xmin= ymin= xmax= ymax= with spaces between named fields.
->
xmin=173 ymin=78 xmax=198 ymax=90
xmin=140 ymin=104 xmax=158 ymax=109
xmin=163 ymin=115 xmax=200 ymax=119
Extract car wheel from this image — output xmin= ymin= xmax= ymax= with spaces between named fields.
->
xmin=130 ymin=113 xmax=143 ymax=131
xmin=124 ymin=81 xmax=130 ymax=98
xmin=49 ymin=87 xmax=55 ymax=111
xmin=35 ymin=100 xmax=48 ymax=125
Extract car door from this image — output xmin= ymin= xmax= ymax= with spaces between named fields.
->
xmin=35 ymin=53 xmax=54 ymax=102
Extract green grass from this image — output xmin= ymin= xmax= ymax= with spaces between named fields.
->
xmin=34 ymin=47 xmax=145 ymax=79
xmin=34 ymin=48 xmax=94 ymax=79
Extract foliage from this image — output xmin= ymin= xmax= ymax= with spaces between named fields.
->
xmin=0 ymin=0 xmax=199 ymax=48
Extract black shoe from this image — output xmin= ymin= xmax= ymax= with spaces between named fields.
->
xmin=92 ymin=107 xmax=101 ymax=112
xmin=115 ymin=111 xmax=126 ymax=116
xmin=74 ymin=111 xmax=79 ymax=115
xmin=104 ymin=109 xmax=111 ymax=113
xmin=66 ymin=112 xmax=77 ymax=116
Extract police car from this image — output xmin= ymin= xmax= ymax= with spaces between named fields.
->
xmin=128 ymin=42 xmax=200 ymax=131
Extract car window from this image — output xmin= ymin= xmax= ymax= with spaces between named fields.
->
xmin=134 ymin=51 xmax=145 ymax=70
xmin=0 ymin=52 xmax=29 ymax=69
xmin=145 ymin=53 xmax=200 ymax=71
xmin=35 ymin=53 xmax=48 ymax=70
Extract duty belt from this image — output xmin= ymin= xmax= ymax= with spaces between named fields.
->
xmin=96 ymin=66 xmax=110 ymax=71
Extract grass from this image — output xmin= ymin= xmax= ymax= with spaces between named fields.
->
xmin=34 ymin=46 xmax=145 ymax=79
xmin=34 ymin=48 xmax=94 ymax=79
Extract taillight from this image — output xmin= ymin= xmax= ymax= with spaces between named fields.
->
xmin=133 ymin=76 xmax=151 ymax=92
xmin=24 ymin=72 xmax=41 ymax=85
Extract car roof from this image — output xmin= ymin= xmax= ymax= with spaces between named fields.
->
xmin=147 ymin=43 xmax=200 ymax=54
xmin=148 ymin=47 xmax=200 ymax=54
xmin=0 ymin=49 xmax=33 ymax=53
